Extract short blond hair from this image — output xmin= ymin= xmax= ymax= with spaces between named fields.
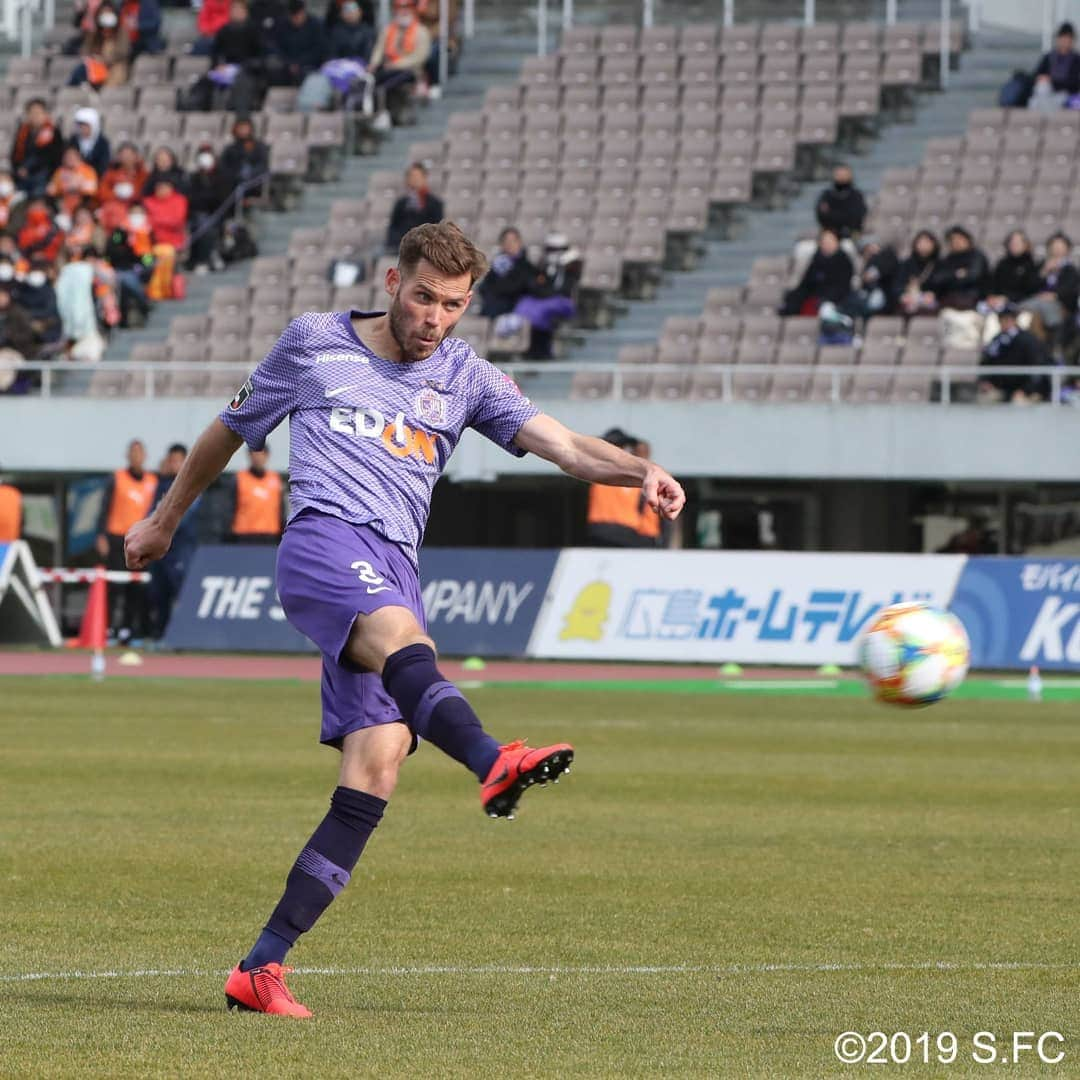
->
xmin=398 ymin=221 xmax=488 ymax=286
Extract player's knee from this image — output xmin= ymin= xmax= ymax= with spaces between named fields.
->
xmin=345 ymin=759 xmax=402 ymax=800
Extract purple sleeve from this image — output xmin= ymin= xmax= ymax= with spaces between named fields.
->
xmin=467 ymin=358 xmax=540 ymax=456
xmin=218 ymin=317 xmax=307 ymax=451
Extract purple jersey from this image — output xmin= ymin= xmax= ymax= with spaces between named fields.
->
xmin=219 ymin=310 xmax=539 ymax=563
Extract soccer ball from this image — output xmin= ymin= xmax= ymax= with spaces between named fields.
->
xmin=859 ymin=601 xmax=970 ymax=706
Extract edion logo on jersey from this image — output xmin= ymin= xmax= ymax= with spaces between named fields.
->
xmin=329 ymin=405 xmax=439 ymax=464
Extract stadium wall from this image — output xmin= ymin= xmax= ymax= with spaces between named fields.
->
xmin=5 ymin=398 xmax=1080 ymax=481
xmin=160 ymin=543 xmax=1080 ymax=671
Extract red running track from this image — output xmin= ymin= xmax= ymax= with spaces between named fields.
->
xmin=0 ymin=649 xmax=815 ymax=682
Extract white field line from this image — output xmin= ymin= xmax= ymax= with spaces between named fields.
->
xmin=1 ymin=961 xmax=1077 ymax=984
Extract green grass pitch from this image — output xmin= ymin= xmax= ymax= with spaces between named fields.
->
xmin=2 ymin=675 xmax=1078 ymax=1077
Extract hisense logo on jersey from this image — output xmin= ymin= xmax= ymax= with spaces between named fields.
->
xmin=315 ymin=352 xmax=370 ymax=364
xmin=329 ymin=406 xmax=438 ymax=464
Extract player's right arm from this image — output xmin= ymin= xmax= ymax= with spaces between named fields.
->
xmin=125 ymin=418 xmax=242 ymax=569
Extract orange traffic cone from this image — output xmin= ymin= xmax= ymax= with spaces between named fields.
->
xmin=71 ymin=565 xmax=108 ymax=679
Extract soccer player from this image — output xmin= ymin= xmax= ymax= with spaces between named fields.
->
xmin=124 ymin=221 xmax=685 ymax=1018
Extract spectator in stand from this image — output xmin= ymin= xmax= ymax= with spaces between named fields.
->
xmin=0 ymin=171 xmax=25 ymax=232
xmin=103 ymin=201 xmax=153 ymax=325
xmin=219 ymin=117 xmax=270 ymax=204
xmin=980 ymin=302 xmax=1050 ymax=402
xmin=194 ymin=0 xmax=231 ymax=54
xmin=143 ymin=146 xmax=188 ymax=197
xmin=96 ymin=438 xmax=157 ymax=644
xmin=896 ymin=229 xmax=940 ymax=317
xmin=187 ymin=145 xmax=231 ymax=274
xmin=15 ymin=258 xmax=61 ymax=344
xmin=1022 ymin=231 xmax=1079 ymax=348
xmin=68 ymin=107 xmax=111 ymax=178
xmin=479 ymin=226 xmax=538 ymax=318
xmin=270 ymin=0 xmax=327 ymax=85
xmin=143 ymin=178 xmax=188 ymax=301
xmin=11 ymin=99 xmax=63 ymax=198
xmin=815 ymin=164 xmax=867 ymax=240
xmin=196 ymin=0 xmax=267 ymax=113
xmin=46 ymin=146 xmax=99 ymax=218
xmin=73 ymin=0 xmax=131 ymax=87
xmin=17 ymin=199 xmax=65 ymax=263
xmin=68 ymin=204 xmax=101 ymax=250
xmin=987 ymin=229 xmax=1042 ymax=309
xmin=516 ymin=232 xmax=581 ymax=359
xmin=416 ymin=0 xmax=458 ymax=97
xmin=0 ymin=285 xmax=40 ymax=362
xmin=0 ymin=468 xmax=21 ymax=541
xmin=928 ymin=225 xmax=988 ymax=311
xmin=1033 ymin=21 xmax=1080 ymax=97
xmin=781 ymin=228 xmax=855 ymax=316
xmin=99 ymin=142 xmax=148 ymax=213
xmin=56 ymin=245 xmax=107 ymax=361
xmin=369 ymin=0 xmax=432 ymax=121
xmin=328 ymin=0 xmax=374 ymax=59
xmin=385 ymin=161 xmax=443 ymax=251
xmin=853 ymin=235 xmax=899 ymax=318
xmin=323 ymin=0 xmax=374 ymax=30
xmin=229 ymin=445 xmax=285 ymax=543
xmin=121 ymin=0 xmax=164 ymax=60
xmin=147 ymin=442 xmax=200 ymax=638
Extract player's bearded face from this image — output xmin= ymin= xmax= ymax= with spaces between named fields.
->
xmin=389 ymin=268 xmax=471 ymax=361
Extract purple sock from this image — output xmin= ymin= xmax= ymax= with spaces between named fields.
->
xmin=382 ymin=643 xmax=501 ymax=781
xmin=240 ymin=786 xmax=385 ymax=971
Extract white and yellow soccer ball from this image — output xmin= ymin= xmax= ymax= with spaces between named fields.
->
xmin=859 ymin=601 xmax=970 ymax=706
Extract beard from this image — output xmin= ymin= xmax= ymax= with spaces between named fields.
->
xmin=388 ymin=295 xmax=447 ymax=362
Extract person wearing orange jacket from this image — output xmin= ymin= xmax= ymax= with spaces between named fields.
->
xmin=46 ymin=146 xmax=99 ymax=217
xmin=585 ymin=428 xmax=664 ymax=548
xmin=0 ymin=469 xmax=22 ymax=542
xmin=229 ymin=445 xmax=285 ymax=544
xmin=96 ymin=438 xmax=157 ymax=642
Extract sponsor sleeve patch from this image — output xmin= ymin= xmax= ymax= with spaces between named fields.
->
xmin=228 ymin=377 xmax=254 ymax=411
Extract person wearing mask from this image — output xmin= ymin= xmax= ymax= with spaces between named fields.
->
xmin=187 ymin=145 xmax=231 ymax=273
xmin=147 ymin=442 xmax=200 ymax=638
xmin=479 ymin=226 xmax=540 ymax=318
xmin=385 ymin=161 xmax=443 ymax=250
xmin=980 ymin=302 xmax=1050 ymax=402
xmin=585 ymin=428 xmax=661 ymax=548
xmin=853 ymin=235 xmax=900 ymax=318
xmin=95 ymin=438 xmax=157 ymax=644
xmin=0 ymin=469 xmax=21 ymax=542
xmin=928 ymin=225 xmax=989 ymax=312
xmin=1033 ymin=21 xmax=1080 ymax=96
xmin=195 ymin=0 xmax=267 ymax=113
xmin=515 ymin=232 xmax=581 ymax=359
xmin=74 ymin=0 xmax=131 ymax=87
xmin=10 ymin=99 xmax=63 ymax=198
xmin=0 ymin=170 xmax=25 ymax=232
xmin=143 ymin=146 xmax=188 ymax=197
xmin=99 ymin=142 xmax=148 ymax=212
xmin=143 ymin=178 xmax=188 ymax=301
xmin=0 ymin=286 xmax=39 ymax=361
xmin=15 ymin=259 xmax=61 ymax=345
xmin=17 ymin=199 xmax=64 ymax=264
xmin=1022 ymin=232 xmax=1079 ymax=349
xmin=328 ymin=0 xmax=373 ymax=59
xmin=896 ymin=229 xmax=941 ymax=317
xmin=987 ymin=230 xmax=1042 ymax=309
xmin=815 ymin=164 xmax=867 ymax=240
xmin=103 ymin=201 xmax=153 ymax=326
xmin=270 ymin=0 xmax=327 ymax=85
xmin=219 ymin=117 xmax=270 ymax=204
xmin=369 ymin=0 xmax=431 ymax=121
xmin=46 ymin=146 xmax=99 ymax=218
xmin=228 ymin=445 xmax=285 ymax=544
xmin=68 ymin=107 xmax=111 ymax=178
xmin=781 ymin=227 xmax=855 ymax=316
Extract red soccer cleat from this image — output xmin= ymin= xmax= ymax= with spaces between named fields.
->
xmin=481 ymin=739 xmax=574 ymax=819
xmin=224 ymin=962 xmax=313 ymax=1018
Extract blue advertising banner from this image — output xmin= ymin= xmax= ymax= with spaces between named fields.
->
xmin=951 ymin=557 xmax=1080 ymax=670
xmin=66 ymin=477 xmax=108 ymax=558
xmin=164 ymin=545 xmax=559 ymax=656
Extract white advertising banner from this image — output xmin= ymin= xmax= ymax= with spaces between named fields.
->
xmin=528 ymin=550 xmax=968 ymax=665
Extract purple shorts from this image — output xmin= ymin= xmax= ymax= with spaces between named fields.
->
xmin=276 ymin=508 xmax=426 ymax=749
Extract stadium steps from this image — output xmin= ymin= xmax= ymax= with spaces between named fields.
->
xmin=105 ymin=15 xmax=539 ymax=364
xmin=566 ymin=23 xmax=1036 ymax=362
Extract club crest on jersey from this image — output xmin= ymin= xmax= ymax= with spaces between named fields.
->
xmin=415 ymin=386 xmax=447 ymax=426
xmin=228 ymin=376 xmax=253 ymax=410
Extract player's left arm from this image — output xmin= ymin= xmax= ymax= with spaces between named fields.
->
xmin=513 ymin=413 xmax=686 ymax=520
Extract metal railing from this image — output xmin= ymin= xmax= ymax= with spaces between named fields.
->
xmin=7 ymin=361 xmax=1080 ymax=404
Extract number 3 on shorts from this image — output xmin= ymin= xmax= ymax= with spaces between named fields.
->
xmin=351 ymin=559 xmax=385 ymax=586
